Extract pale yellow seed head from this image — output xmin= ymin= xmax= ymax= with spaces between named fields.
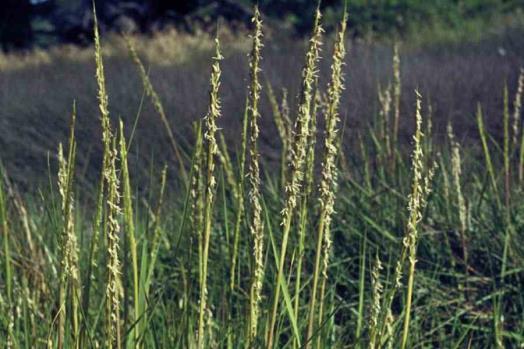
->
xmin=247 ymin=6 xmax=265 ymax=342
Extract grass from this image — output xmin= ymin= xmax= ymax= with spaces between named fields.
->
xmin=0 ymin=5 xmax=524 ymax=349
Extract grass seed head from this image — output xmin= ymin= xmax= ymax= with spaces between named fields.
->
xmin=513 ymin=68 xmax=524 ymax=147
xmin=247 ymin=6 xmax=265 ymax=343
xmin=197 ymin=36 xmax=223 ymax=349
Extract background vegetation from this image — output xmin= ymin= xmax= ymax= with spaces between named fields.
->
xmin=2 ymin=0 xmax=523 ymax=49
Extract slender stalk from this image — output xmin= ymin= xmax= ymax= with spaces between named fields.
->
xmin=104 ymin=137 xmax=122 ymax=349
xmin=355 ymin=236 xmax=366 ymax=346
xmin=229 ymin=97 xmax=249 ymax=292
xmin=119 ymin=120 xmax=140 ymax=349
xmin=476 ymin=104 xmax=502 ymax=207
xmin=246 ymin=7 xmax=265 ymax=347
xmin=197 ymin=37 xmax=223 ymax=349
xmin=376 ymin=92 xmax=435 ymax=346
xmin=306 ymin=11 xmax=347 ymax=348
xmin=400 ymin=91 xmax=434 ymax=349
xmin=94 ymin=9 xmax=122 ymax=348
xmin=266 ymin=8 xmax=323 ymax=349
xmin=503 ymin=84 xmax=511 ymax=209
xmin=125 ymin=36 xmax=188 ymax=184
xmin=67 ymin=106 xmax=80 ymax=349
xmin=392 ymin=42 xmax=401 ymax=166
xmin=266 ymin=83 xmax=291 ymax=188
xmin=280 ymin=89 xmax=292 ymax=187
xmin=378 ymin=83 xmax=392 ymax=162
xmin=81 ymin=167 xmax=104 ymax=346
xmin=514 ymin=68 xmax=524 ymax=183
xmin=520 ymin=122 xmax=524 ymax=185
xmin=368 ymin=253 xmax=384 ymax=349
xmin=293 ymin=87 xmax=318 ymax=349
xmin=0 ymin=166 xmax=14 ymax=348
xmin=218 ymin=134 xmax=238 ymax=199
xmin=57 ymin=146 xmax=67 ymax=349
xmin=188 ymin=122 xmax=204 ymax=348
xmin=448 ymin=124 xmax=468 ymax=296
xmin=512 ymin=68 xmax=523 ymax=151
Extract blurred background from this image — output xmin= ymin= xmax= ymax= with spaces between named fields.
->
xmin=2 ymin=0 xmax=524 ymax=50
xmin=0 ymin=0 xmax=523 ymax=189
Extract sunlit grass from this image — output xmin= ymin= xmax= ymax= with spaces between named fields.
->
xmin=0 ymin=5 xmax=523 ymax=349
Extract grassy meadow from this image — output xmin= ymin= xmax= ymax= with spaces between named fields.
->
xmin=1 ymin=5 xmax=524 ymax=349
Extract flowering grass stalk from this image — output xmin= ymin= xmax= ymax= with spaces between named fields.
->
xmin=197 ymin=37 xmax=223 ymax=349
xmin=266 ymin=8 xmax=323 ymax=349
xmin=305 ymin=10 xmax=347 ymax=347
xmin=246 ymin=7 xmax=265 ymax=346
xmin=400 ymin=91 xmax=435 ymax=349
xmin=56 ymin=105 xmax=80 ymax=349
xmin=94 ymin=9 xmax=122 ymax=348
xmin=118 ymin=120 xmax=140 ymax=348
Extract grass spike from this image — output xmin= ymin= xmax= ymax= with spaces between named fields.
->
xmin=266 ymin=7 xmax=323 ymax=348
xmin=94 ymin=8 xmax=122 ymax=348
xmin=306 ymin=9 xmax=347 ymax=348
xmin=197 ymin=36 xmax=223 ymax=349
xmin=246 ymin=6 xmax=265 ymax=347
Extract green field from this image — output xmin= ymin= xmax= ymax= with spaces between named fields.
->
xmin=1 ymin=4 xmax=524 ymax=349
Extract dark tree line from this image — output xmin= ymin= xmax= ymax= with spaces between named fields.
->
xmin=1 ymin=0 xmax=34 ymax=51
xmin=0 ymin=0 xmax=258 ymax=51
xmin=0 ymin=0 xmax=520 ymax=51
